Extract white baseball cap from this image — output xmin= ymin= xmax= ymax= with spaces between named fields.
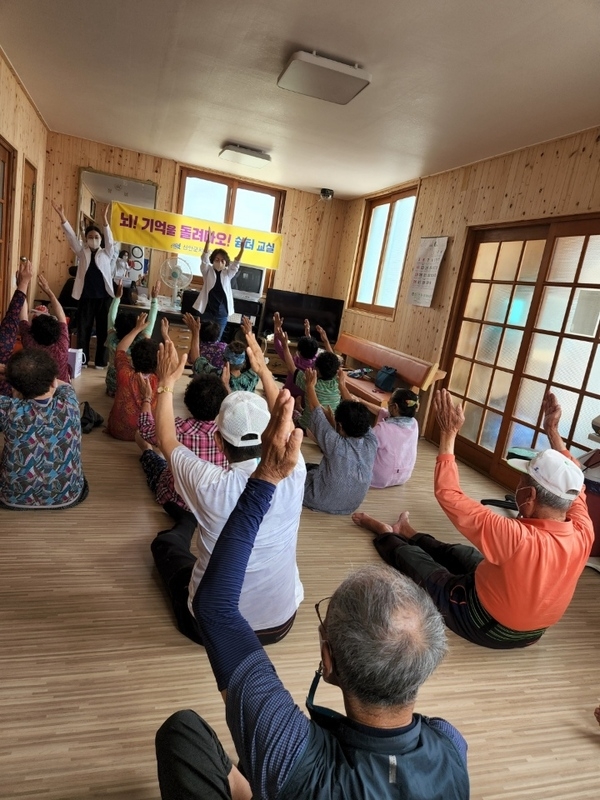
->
xmin=507 ymin=449 xmax=584 ymax=501
xmin=216 ymin=391 xmax=270 ymax=448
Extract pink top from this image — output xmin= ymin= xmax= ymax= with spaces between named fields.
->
xmin=370 ymin=409 xmax=419 ymax=489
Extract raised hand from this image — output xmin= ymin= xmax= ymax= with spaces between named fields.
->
xmin=16 ymin=260 xmax=33 ymax=293
xmin=157 ymin=340 xmax=187 ymax=387
xmin=221 ymin=362 xmax=231 ymax=391
xmin=542 ymin=392 xmax=561 ymax=434
xmin=241 ymin=315 xmax=253 ymax=337
xmin=37 ymin=275 xmax=53 ymax=297
xmin=135 ymin=312 xmax=149 ymax=332
xmin=245 ymin=330 xmax=268 ymax=375
xmin=160 ymin=316 xmax=171 ymax=342
xmin=115 ymin=280 xmax=124 ymax=299
xmin=304 ymin=367 xmax=318 ymax=391
xmin=151 ymin=280 xmax=162 ymax=299
xmin=103 ymin=203 xmax=111 ymax=227
xmin=252 ymin=389 xmax=303 ymax=486
xmin=433 ymin=389 xmax=465 ymax=436
xmin=183 ymin=312 xmax=200 ymax=335
xmin=52 ymin=201 xmax=67 ymax=223
xmin=304 ymin=318 xmax=311 ymax=337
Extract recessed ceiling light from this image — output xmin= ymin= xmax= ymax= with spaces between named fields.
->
xmin=277 ymin=51 xmax=371 ymax=105
xmin=219 ymin=144 xmax=272 ymax=168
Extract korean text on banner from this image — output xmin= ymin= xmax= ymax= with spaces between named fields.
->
xmin=110 ymin=202 xmax=283 ymax=270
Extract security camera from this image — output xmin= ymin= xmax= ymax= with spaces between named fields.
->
xmin=320 ymin=188 xmax=334 ymax=200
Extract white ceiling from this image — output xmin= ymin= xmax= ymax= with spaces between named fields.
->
xmin=2 ymin=0 xmax=600 ymax=199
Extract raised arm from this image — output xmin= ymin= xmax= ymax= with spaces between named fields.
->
xmin=38 ymin=275 xmax=67 ymax=324
xmin=108 ymin=283 xmax=122 ymax=330
xmin=246 ymin=330 xmax=278 ymax=410
xmin=144 ymin=281 xmax=161 ymax=336
xmin=19 ymin=296 xmax=29 ymax=322
xmin=183 ymin=312 xmax=201 ymax=364
xmin=117 ymin=312 xmax=148 ymax=353
xmin=303 ymin=367 xmax=321 ymax=412
xmin=315 ymin=324 xmax=334 ymax=353
xmin=279 ymin=330 xmax=297 ymax=375
xmin=233 ymin=237 xmax=247 ymax=263
xmin=434 ymin=389 xmax=465 ymax=457
xmin=154 ymin=340 xmax=188 ymax=466
xmin=542 ymin=392 xmax=567 ymax=453
xmin=53 ymin=201 xmax=83 ymax=255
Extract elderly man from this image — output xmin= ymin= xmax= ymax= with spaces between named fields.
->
xmin=353 ymin=390 xmax=594 ymax=649
xmin=151 ymin=333 xmax=305 ymax=646
xmin=155 ymin=388 xmax=469 ymax=800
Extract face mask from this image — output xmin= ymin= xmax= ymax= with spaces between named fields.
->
xmin=515 ymin=486 xmax=530 ymax=518
xmin=87 ymin=237 xmax=101 ymax=249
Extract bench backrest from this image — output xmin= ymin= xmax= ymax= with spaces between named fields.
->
xmin=335 ymin=332 xmax=445 ymax=392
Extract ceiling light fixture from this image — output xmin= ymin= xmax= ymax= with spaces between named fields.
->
xmin=219 ymin=143 xmax=272 ymax=168
xmin=277 ymin=51 xmax=371 ymax=105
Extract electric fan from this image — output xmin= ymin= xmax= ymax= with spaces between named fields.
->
xmin=159 ymin=257 xmax=193 ymax=307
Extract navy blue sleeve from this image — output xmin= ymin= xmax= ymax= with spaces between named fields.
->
xmin=193 ymin=477 xmax=276 ymax=691
xmin=426 ymin=717 xmax=468 ymax=765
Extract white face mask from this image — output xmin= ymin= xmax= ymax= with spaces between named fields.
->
xmin=87 ymin=236 xmax=101 ymax=250
xmin=515 ymin=486 xmax=530 ymax=518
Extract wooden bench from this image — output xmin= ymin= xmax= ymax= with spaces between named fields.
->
xmin=334 ymin=332 xmax=446 ymax=407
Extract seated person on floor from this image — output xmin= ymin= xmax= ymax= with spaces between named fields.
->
xmin=303 ymin=367 xmax=377 ymax=515
xmin=355 ymin=386 xmax=420 ymax=489
xmin=184 ymin=312 xmax=227 ymax=370
xmin=151 ymin=332 xmax=306 ymax=646
xmin=19 ymin=275 xmax=70 ymax=383
xmin=155 ymin=390 xmax=469 ymax=800
xmin=0 ymin=349 xmax=87 ymax=509
xmin=353 ymin=390 xmax=594 ymax=650
xmin=106 ymin=312 xmax=159 ymax=441
xmin=105 ymin=280 xmax=160 ymax=396
xmin=279 ymin=331 xmax=341 ymax=430
xmin=192 ymin=319 xmax=260 ymax=393
xmin=136 ymin=372 xmax=228 ymax=523
xmin=0 ymin=259 xmax=33 ymax=397
xmin=272 ymin=311 xmax=319 ymax=400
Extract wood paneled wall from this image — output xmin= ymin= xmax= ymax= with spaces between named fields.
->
xmin=336 ymin=127 xmax=600 ymax=371
xmin=41 ymin=133 xmax=178 ymax=290
xmin=0 ymin=49 xmax=48 ymax=306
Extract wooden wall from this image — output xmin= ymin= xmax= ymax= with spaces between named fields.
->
xmin=335 ymin=127 xmax=600 ymax=371
xmin=0 ymin=49 xmax=48 ymax=306
xmin=40 ymin=137 xmax=351 ymax=297
xmin=41 ymin=133 xmax=178 ymax=290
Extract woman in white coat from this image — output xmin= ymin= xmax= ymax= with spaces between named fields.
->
xmin=192 ymin=228 xmax=246 ymax=340
xmin=52 ymin=201 xmax=116 ymax=368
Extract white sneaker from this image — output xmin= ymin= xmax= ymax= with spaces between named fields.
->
xmin=95 ymin=365 xmax=105 ymax=370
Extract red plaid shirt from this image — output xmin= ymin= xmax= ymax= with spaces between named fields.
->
xmin=138 ymin=411 xmax=227 ymax=506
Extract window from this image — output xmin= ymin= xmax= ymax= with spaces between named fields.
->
xmin=177 ymin=168 xmax=284 ymax=278
xmin=351 ymin=187 xmax=417 ymax=315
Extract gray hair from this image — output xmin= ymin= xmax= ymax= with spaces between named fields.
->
xmin=325 ymin=564 xmax=447 ymax=708
xmin=522 ymin=474 xmax=574 ymax=512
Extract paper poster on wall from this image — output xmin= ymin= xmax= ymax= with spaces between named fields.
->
xmin=408 ymin=236 xmax=449 ymax=307
xmin=110 ymin=202 xmax=284 ymax=269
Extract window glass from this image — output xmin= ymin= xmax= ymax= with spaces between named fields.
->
xmin=375 ymin=195 xmax=416 ymax=307
xmin=233 ymin=189 xmax=275 ymax=231
xmin=183 ymin=178 xmax=227 ymax=222
xmin=357 ymin=204 xmax=389 ymax=304
xmin=353 ymin=190 xmax=416 ymax=311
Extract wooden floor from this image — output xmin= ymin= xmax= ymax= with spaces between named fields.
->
xmin=1 ymin=368 xmax=599 ymax=800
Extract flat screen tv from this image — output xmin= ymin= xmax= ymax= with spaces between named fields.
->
xmin=261 ymin=289 xmax=345 ymax=343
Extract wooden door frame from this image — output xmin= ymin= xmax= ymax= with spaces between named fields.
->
xmin=0 ymin=136 xmax=16 ymax=312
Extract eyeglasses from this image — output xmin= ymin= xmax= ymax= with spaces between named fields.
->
xmin=315 ymin=596 xmax=331 ymax=627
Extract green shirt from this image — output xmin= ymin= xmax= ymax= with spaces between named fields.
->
xmin=295 ymin=370 xmax=341 ymax=430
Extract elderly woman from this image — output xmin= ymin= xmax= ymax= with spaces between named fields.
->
xmin=0 ymin=349 xmax=87 ymax=509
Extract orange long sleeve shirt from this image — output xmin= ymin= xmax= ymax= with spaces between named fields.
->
xmin=434 ymin=453 xmax=594 ymax=631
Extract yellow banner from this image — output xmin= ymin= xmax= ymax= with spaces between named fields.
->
xmin=110 ymin=202 xmax=283 ymax=269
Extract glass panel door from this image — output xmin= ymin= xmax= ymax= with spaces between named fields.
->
xmin=441 ymin=218 xmax=600 ymax=485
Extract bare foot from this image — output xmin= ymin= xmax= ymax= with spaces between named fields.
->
xmin=390 ymin=511 xmax=417 ymax=538
xmin=135 ymin=430 xmax=152 ymax=453
xmin=351 ymin=512 xmax=394 ymax=537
